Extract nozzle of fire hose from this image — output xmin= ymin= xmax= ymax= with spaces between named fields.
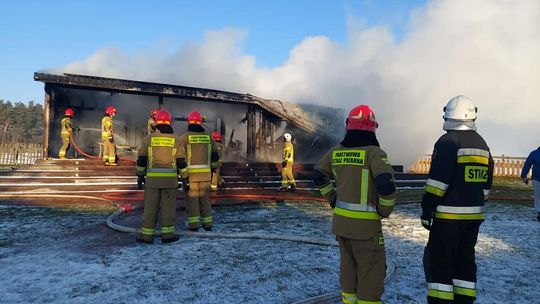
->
xmin=119 ymin=203 xmax=133 ymax=214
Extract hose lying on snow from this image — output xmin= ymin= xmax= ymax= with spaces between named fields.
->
xmin=70 ymin=136 xmax=136 ymax=164
xmin=108 ymin=204 xmax=338 ymax=246
xmin=108 ymin=205 xmax=396 ymax=303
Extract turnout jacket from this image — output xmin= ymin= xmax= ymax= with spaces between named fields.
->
xmin=283 ymin=142 xmax=294 ymax=164
xmin=136 ymin=128 xmax=182 ymax=189
xmin=101 ymin=115 xmax=114 ymax=141
xmin=422 ymin=130 xmax=494 ymax=221
xmin=60 ymin=116 xmax=73 ymax=139
xmin=147 ymin=117 xmax=157 ymax=135
xmin=177 ymin=129 xmax=220 ymax=182
xmin=314 ymin=144 xmax=396 ymax=239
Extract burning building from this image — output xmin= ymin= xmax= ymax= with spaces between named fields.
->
xmin=34 ymin=73 xmax=344 ymax=162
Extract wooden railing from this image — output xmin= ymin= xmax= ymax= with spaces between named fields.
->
xmin=409 ymin=155 xmax=530 ymax=177
xmin=0 ymin=143 xmax=44 ymax=165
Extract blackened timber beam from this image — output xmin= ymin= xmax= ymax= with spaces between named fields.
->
xmin=33 ymin=72 xmax=318 ymax=134
xmin=43 ymin=85 xmax=51 ymax=158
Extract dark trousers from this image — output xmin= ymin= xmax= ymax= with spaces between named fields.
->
xmin=424 ymin=220 xmax=481 ymax=304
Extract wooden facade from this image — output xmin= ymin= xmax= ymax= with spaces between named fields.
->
xmin=34 ymin=73 xmax=344 ymax=162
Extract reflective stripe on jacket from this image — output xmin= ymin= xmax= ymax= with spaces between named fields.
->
xmin=422 ymin=131 xmax=493 ymax=221
xmin=314 ymin=144 xmax=396 ymax=239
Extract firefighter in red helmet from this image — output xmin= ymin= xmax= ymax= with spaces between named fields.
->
xmin=313 ymin=104 xmax=396 ymax=303
xmin=177 ymin=111 xmax=220 ymax=231
xmin=102 ymin=106 xmax=117 ymax=166
xmin=59 ymin=108 xmax=78 ymax=159
xmin=148 ymin=108 xmax=158 ymax=135
xmin=136 ymin=109 xmax=181 ymax=244
xmin=211 ymin=131 xmax=226 ymax=191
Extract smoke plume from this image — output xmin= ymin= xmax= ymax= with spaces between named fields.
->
xmin=48 ymin=0 xmax=540 ymax=164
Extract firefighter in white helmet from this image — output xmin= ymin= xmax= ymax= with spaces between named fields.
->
xmin=279 ymin=132 xmax=296 ymax=191
xmin=313 ymin=105 xmax=396 ymax=303
xmin=421 ymin=95 xmax=494 ymax=304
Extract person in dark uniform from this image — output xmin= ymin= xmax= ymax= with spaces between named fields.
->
xmin=421 ymin=95 xmax=494 ymax=304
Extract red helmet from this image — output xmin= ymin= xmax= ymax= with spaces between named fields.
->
xmin=105 ymin=106 xmax=117 ymax=116
xmin=187 ymin=111 xmax=204 ymax=125
xmin=212 ymin=131 xmax=222 ymax=142
xmin=155 ymin=109 xmax=172 ymax=125
xmin=346 ymin=105 xmax=378 ymax=132
xmin=64 ymin=108 xmax=74 ymax=117
xmin=151 ymin=108 xmax=158 ymax=118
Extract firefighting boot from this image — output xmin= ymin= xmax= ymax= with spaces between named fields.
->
xmin=161 ymin=235 xmax=180 ymax=244
xmin=288 ymin=185 xmax=296 ymax=192
xmin=203 ymin=226 xmax=212 ymax=232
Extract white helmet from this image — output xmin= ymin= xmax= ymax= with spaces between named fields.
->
xmin=443 ymin=95 xmax=477 ymax=121
xmin=284 ymin=133 xmax=292 ymax=142
xmin=443 ymin=95 xmax=477 ymax=131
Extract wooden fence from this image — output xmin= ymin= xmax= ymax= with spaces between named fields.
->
xmin=409 ymin=155 xmax=530 ymax=177
xmin=0 ymin=143 xmax=43 ymax=165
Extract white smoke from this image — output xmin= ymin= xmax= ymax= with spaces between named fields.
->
xmin=48 ymin=0 xmax=540 ymax=164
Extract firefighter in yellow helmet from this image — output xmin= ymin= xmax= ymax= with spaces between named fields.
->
xmin=136 ymin=109 xmax=181 ymax=244
xmin=279 ymin=132 xmax=296 ymax=191
xmin=421 ymin=96 xmax=493 ymax=304
xmin=102 ymin=106 xmax=117 ymax=166
xmin=148 ymin=108 xmax=158 ymax=135
xmin=177 ymin=111 xmax=219 ymax=231
xmin=210 ymin=131 xmax=226 ymax=191
xmin=58 ymin=108 xmax=78 ymax=159
xmin=313 ymin=105 xmax=396 ymax=304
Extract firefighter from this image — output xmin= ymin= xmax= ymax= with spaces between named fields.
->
xmin=177 ymin=111 xmax=219 ymax=231
xmin=101 ymin=106 xmax=117 ymax=166
xmin=148 ymin=108 xmax=158 ymax=135
xmin=210 ymin=131 xmax=226 ymax=191
xmin=136 ymin=109 xmax=181 ymax=244
xmin=58 ymin=108 xmax=77 ymax=159
xmin=279 ymin=132 xmax=296 ymax=191
xmin=313 ymin=104 xmax=396 ymax=304
xmin=421 ymin=95 xmax=494 ymax=304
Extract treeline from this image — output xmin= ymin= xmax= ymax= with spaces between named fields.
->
xmin=0 ymin=100 xmax=44 ymax=144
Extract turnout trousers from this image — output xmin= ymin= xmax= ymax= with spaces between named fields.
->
xmin=59 ymin=136 xmax=71 ymax=158
xmin=102 ymin=139 xmax=116 ymax=164
xmin=281 ymin=164 xmax=296 ymax=188
xmin=211 ymin=166 xmax=225 ymax=190
xmin=337 ymin=235 xmax=385 ymax=303
xmin=139 ymin=188 xmax=178 ymax=241
xmin=186 ymin=181 xmax=212 ymax=230
xmin=424 ymin=220 xmax=481 ymax=304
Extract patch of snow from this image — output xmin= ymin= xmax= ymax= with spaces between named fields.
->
xmin=0 ymin=201 xmax=539 ymax=303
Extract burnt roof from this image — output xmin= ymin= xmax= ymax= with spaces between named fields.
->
xmin=34 ymin=72 xmax=318 ymax=133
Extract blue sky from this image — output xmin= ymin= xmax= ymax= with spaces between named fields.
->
xmin=0 ymin=0 xmax=426 ymax=104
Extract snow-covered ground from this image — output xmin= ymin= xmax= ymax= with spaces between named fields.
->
xmin=0 ymin=201 xmax=538 ymax=303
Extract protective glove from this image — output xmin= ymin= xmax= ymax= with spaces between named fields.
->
xmin=73 ymin=127 xmax=81 ymax=132
xmin=137 ymin=175 xmax=145 ymax=190
xmin=421 ymin=212 xmax=432 ymax=231
xmin=108 ymin=137 xmax=114 ymax=143
xmin=328 ymin=191 xmax=337 ymax=209
xmin=281 ymin=161 xmax=287 ymax=168
xmin=521 ymin=177 xmax=529 ymax=185
xmin=182 ymin=178 xmax=190 ymax=192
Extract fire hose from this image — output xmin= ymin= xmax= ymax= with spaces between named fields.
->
xmin=107 ymin=204 xmax=394 ymax=304
xmin=70 ymin=135 xmax=136 ymax=164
